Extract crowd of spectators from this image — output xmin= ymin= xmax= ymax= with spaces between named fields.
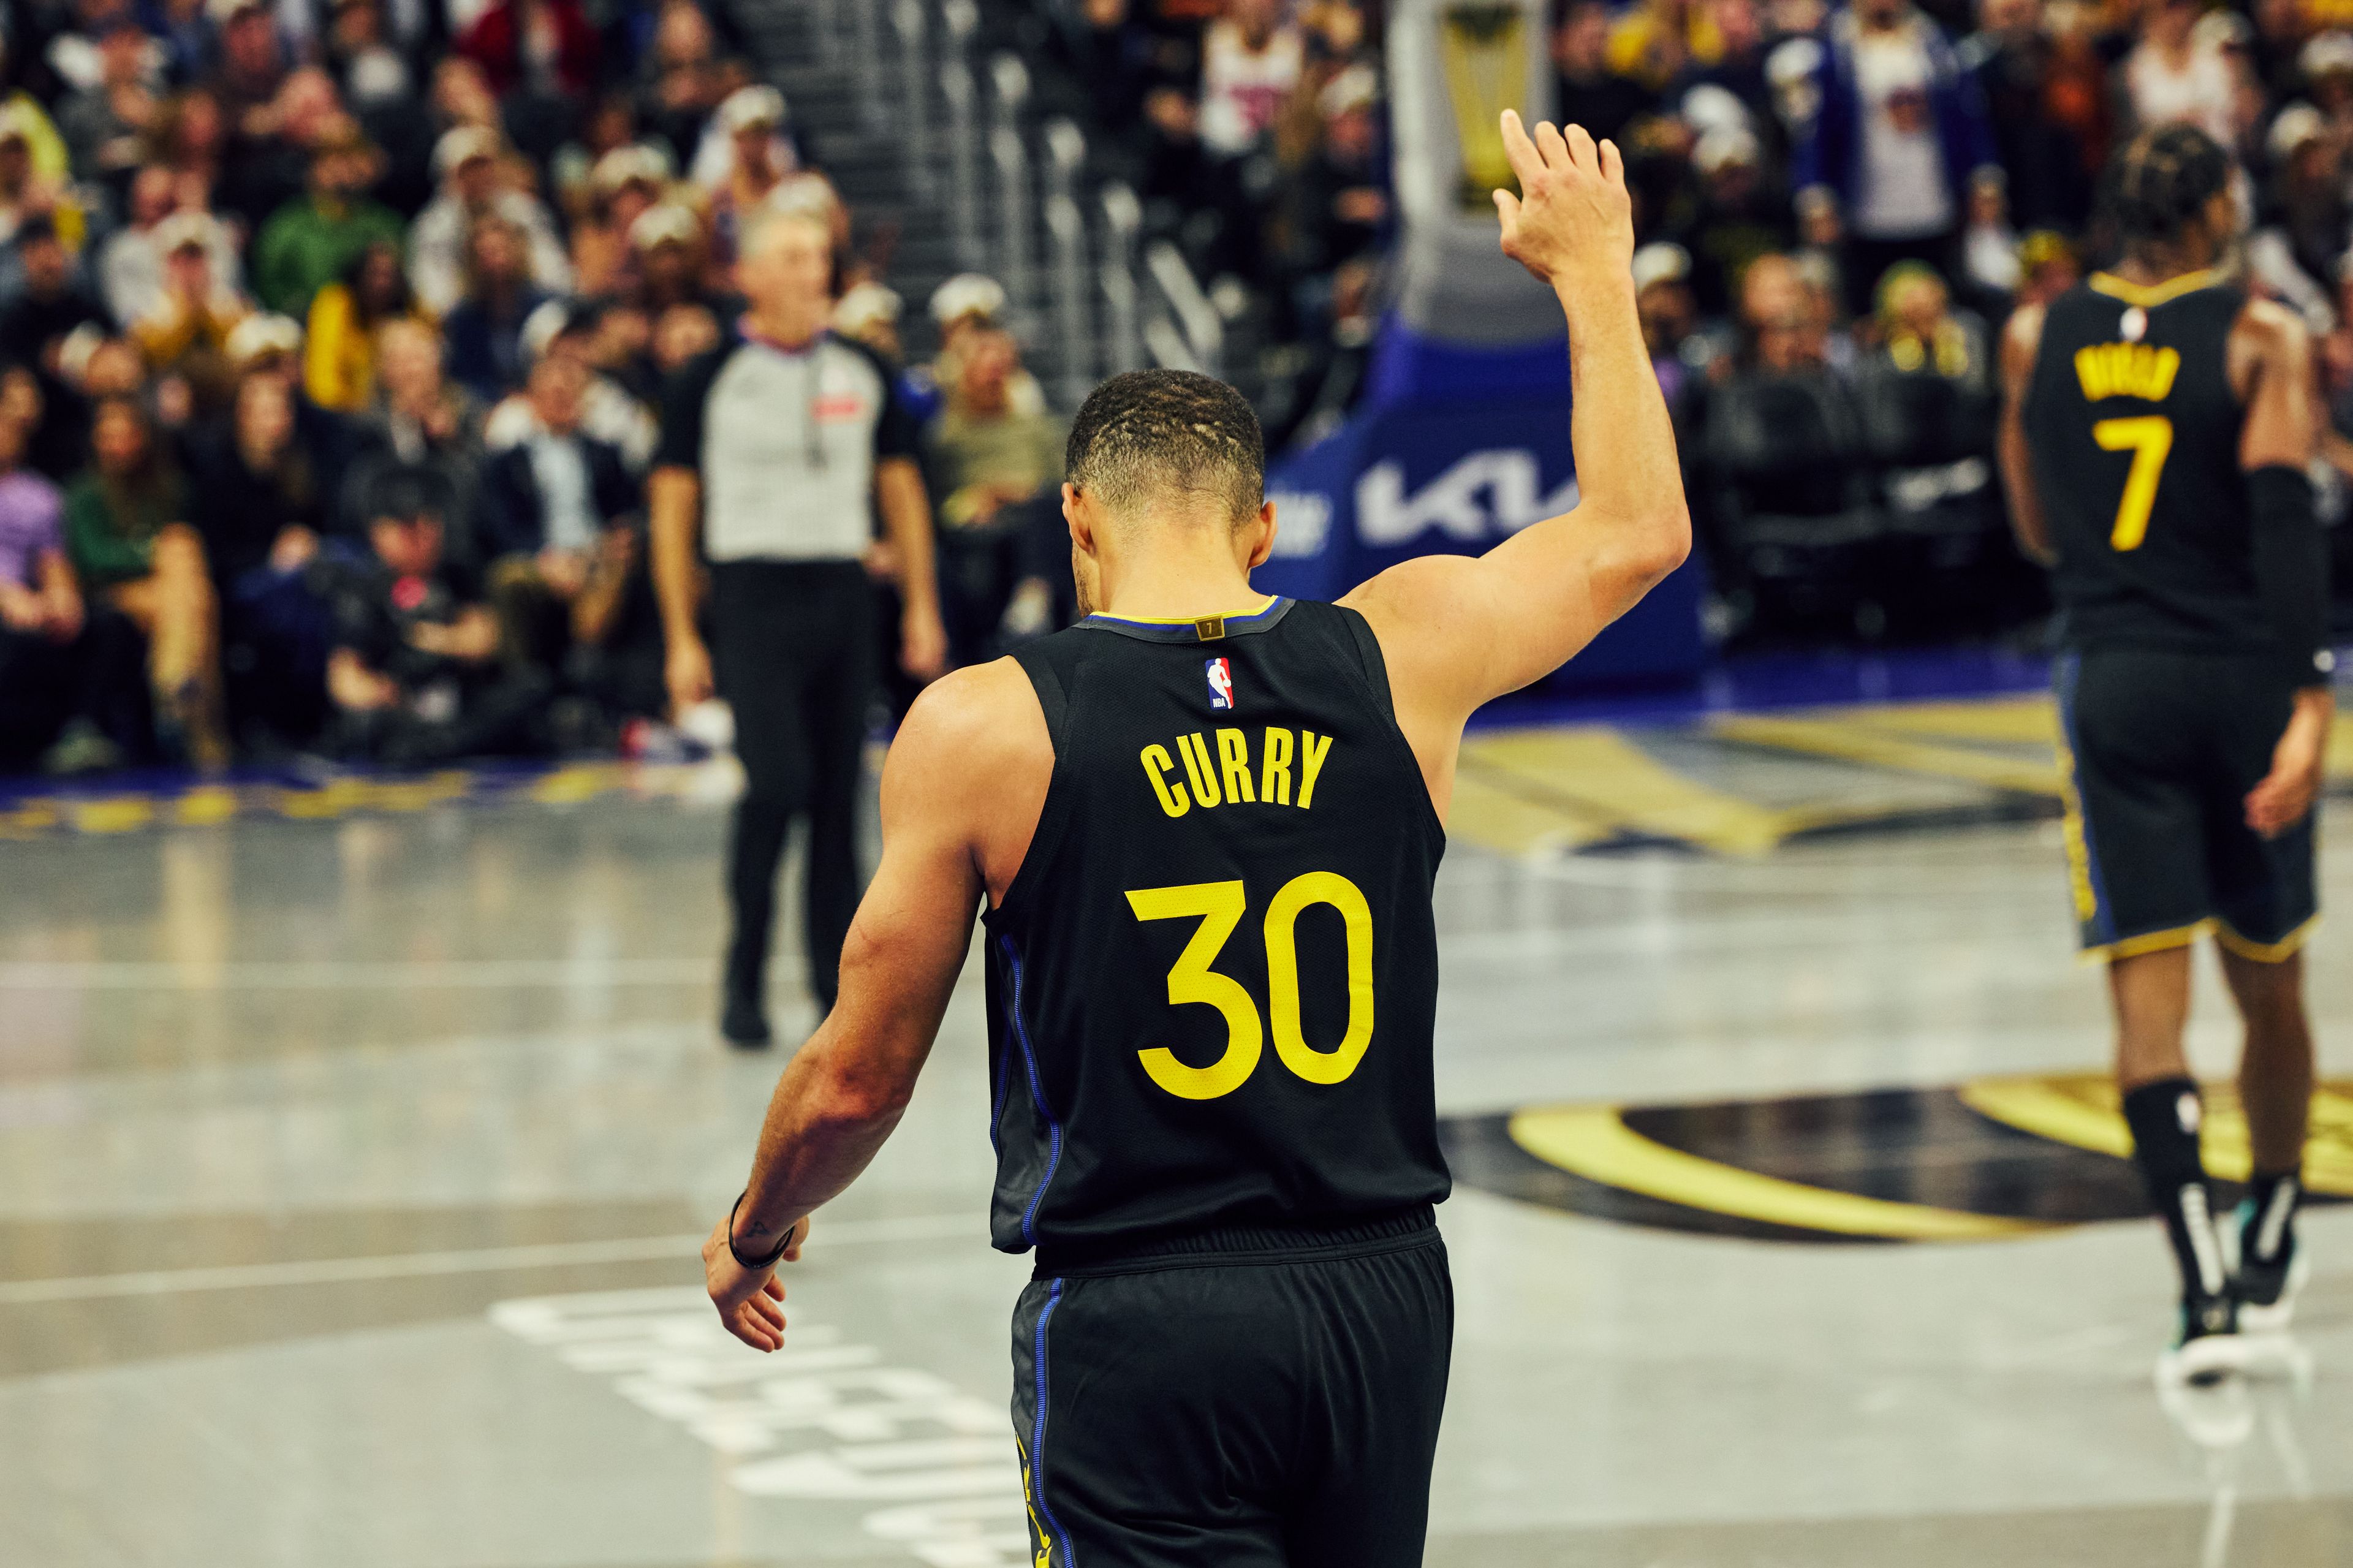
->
xmin=11 ymin=0 xmax=2353 ymax=776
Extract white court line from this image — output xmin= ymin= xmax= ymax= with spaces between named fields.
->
xmin=0 ymin=958 xmax=718 ymax=990
xmin=0 ymin=1213 xmax=975 ymax=1305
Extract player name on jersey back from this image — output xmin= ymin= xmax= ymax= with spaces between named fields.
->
xmin=979 ymin=597 xmax=1452 ymax=1264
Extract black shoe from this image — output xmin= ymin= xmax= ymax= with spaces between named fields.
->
xmin=2159 ymin=1292 xmax=2242 ymax=1387
xmin=2234 ymin=1199 xmax=2307 ymax=1333
xmin=721 ymin=991 xmax=772 ymax=1048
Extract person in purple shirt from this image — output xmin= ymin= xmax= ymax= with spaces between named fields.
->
xmin=0 ymin=412 xmax=125 ymax=772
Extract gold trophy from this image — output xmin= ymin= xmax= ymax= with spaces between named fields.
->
xmin=1440 ymin=4 xmax=1529 ymax=211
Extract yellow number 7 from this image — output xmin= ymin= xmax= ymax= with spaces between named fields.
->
xmin=2091 ymin=415 xmax=2173 ymax=551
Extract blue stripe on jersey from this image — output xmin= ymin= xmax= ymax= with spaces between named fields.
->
xmin=1031 ymin=1278 xmax=1079 ymax=1567
xmin=998 ymin=934 xmax=1064 ymax=1246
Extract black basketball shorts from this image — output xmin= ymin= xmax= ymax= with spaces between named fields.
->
xmin=1008 ymin=1209 xmax=1452 ymax=1568
xmin=2053 ymin=647 xmax=2320 ymax=962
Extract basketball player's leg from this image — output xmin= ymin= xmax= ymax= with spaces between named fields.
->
xmin=711 ymin=566 xmax=814 ymax=1046
xmin=2207 ymin=663 xmax=2322 ymax=1329
xmin=2063 ymin=650 xmax=2237 ymax=1374
xmin=1283 ymin=1238 xmax=1453 ymax=1568
xmin=1009 ymin=1272 xmax=1289 ymax=1568
xmin=797 ymin=566 xmax=875 ymax=1015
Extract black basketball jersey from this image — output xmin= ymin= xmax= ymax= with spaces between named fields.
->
xmin=2022 ymin=270 xmax=2275 ymax=656
xmin=981 ymin=596 xmax=1450 ymax=1262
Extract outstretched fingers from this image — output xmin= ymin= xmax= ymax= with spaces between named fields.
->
xmin=1599 ymin=137 xmax=1625 ymax=188
xmin=1564 ymin=122 xmax=1598 ymax=175
xmin=1499 ymin=108 xmax=1544 ymax=186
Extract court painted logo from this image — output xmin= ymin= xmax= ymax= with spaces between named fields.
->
xmin=1205 ymin=656 xmax=1233 ymax=710
xmin=1441 ymin=1073 xmax=2353 ymax=1244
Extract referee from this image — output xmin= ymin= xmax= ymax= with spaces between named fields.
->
xmin=652 ymin=205 xmax=946 ymax=1048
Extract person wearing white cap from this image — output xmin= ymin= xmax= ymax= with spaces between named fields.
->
xmin=409 ymin=124 xmax=574 ymax=316
xmin=925 ymin=273 xmax=1047 ymax=419
xmin=692 ymin=82 xmax=796 ymax=194
xmin=2121 ymin=0 xmax=2241 ymax=148
xmin=100 ymin=166 xmax=246 ymax=330
xmin=571 ymin=143 xmax=673 ymax=298
xmin=126 ymin=210 xmax=254 ymax=381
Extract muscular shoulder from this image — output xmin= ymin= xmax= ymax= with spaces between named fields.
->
xmin=885 ymin=658 xmax=1052 ymax=885
xmin=2233 ymin=295 xmax=2313 ymax=361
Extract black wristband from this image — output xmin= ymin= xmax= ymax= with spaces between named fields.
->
xmin=727 ymin=1191 xmax=794 ymax=1271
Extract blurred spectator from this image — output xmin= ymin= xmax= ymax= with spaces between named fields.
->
xmin=101 ymin=165 xmax=242 ymax=326
xmin=64 ymin=393 xmax=227 ymax=765
xmin=925 ymin=326 xmax=1064 ymax=664
xmin=58 ymin=15 xmax=159 ymax=184
xmin=211 ymin=0 xmax=287 ymax=148
xmin=1273 ymin=64 xmax=1387 ymax=326
xmin=442 ymin=213 xmax=550 ymax=400
xmin=1610 ymin=0 xmax=1727 ymax=91
xmin=1555 ymin=1 xmax=1660 ymax=150
xmin=346 ymin=315 xmax=488 ymax=551
xmin=1199 ymin=0 xmax=1303 ymax=157
xmin=1 ymin=217 xmax=108 ymax=379
xmin=325 ymin=474 xmax=544 ymax=765
xmin=695 ymin=85 xmax=804 ymax=267
xmin=1051 ymin=0 xmax=1159 ymax=146
xmin=304 ymin=236 xmax=419 ymax=412
xmin=126 ymin=209 xmax=249 ymax=392
xmin=1633 ymin=241 xmax=1709 ymax=419
xmin=409 ymin=125 xmax=572 ymax=316
xmin=637 ymin=0 xmax=725 ymax=167
xmin=570 ymin=140 xmax=669 ymax=298
xmin=459 ymin=0 xmax=599 ymax=100
xmin=147 ymin=88 xmax=227 ymax=206
xmin=485 ymin=301 xmax=656 ymax=469
xmin=0 ymin=411 xmax=121 ymax=773
xmin=652 ymin=298 xmax=719 ymax=376
xmin=623 ymin=199 xmax=710 ymax=314
xmin=1674 ymin=123 xmax=1796 ymax=316
xmin=2121 ymin=0 xmax=2243 ymax=144
xmin=1963 ymin=0 xmax=2091 ymax=232
xmin=480 ymin=351 xmax=639 ymax=685
xmin=0 ymin=104 xmax=86 ymax=269
xmin=2248 ymin=101 xmax=2344 ymax=331
xmin=0 ymin=40 xmax=75 ymax=185
xmin=146 ymin=0 xmax=216 ymax=89
xmin=1794 ymin=0 xmax=2002 ymax=314
xmin=2012 ymin=227 xmax=2078 ymax=307
xmin=327 ymin=0 xmax=415 ymax=108
xmin=251 ymin=118 xmax=403 ymax=318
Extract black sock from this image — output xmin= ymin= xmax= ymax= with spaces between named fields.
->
xmin=2121 ymin=1078 xmax=2227 ymax=1301
xmin=2244 ymin=1169 xmax=2303 ymax=1266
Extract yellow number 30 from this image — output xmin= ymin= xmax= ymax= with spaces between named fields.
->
xmin=1124 ymin=874 xmax=1376 ymax=1100
xmin=2091 ymin=415 xmax=2173 ymax=551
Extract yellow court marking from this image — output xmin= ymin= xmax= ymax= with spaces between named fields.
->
xmin=1508 ymin=1105 xmax=2046 ymax=1241
xmin=531 ymin=763 xmax=624 ymax=804
xmin=172 ymin=786 xmax=240 ymax=825
xmin=68 ymin=795 xmax=155 ymax=833
xmin=1961 ymin=1074 xmax=2353 ymax=1197
xmin=1463 ymin=728 xmax=1806 ymax=857
xmin=1711 ymin=713 xmax=2064 ymax=797
xmin=1828 ymin=696 xmax=2058 ymax=746
xmin=1443 ymin=767 xmax=1618 ymax=857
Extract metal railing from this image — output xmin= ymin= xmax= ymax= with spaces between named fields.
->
xmin=890 ymin=0 xmax=931 ymax=199
xmin=1145 ymin=240 xmax=1222 ymax=379
xmin=990 ymin=125 xmax=1034 ymax=336
xmin=811 ymin=0 xmax=843 ymax=64
xmin=1043 ymin=118 xmax=1093 ymax=407
xmin=854 ymin=0 xmax=884 ymax=129
xmin=1099 ymin=183 xmax=1143 ymax=376
xmin=941 ymin=59 xmax=983 ymax=267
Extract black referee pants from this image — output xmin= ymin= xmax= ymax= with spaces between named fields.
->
xmin=710 ymin=560 xmax=874 ymax=1012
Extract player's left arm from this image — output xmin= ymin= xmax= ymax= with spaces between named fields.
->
xmin=700 ymin=676 xmax=991 ymax=1351
xmin=2236 ymin=299 xmax=2336 ymax=837
xmin=1996 ymin=301 xmax=2055 ymax=567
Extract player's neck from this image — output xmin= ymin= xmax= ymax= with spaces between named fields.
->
xmin=1093 ymin=550 xmax=1267 ymax=621
xmin=2114 ymin=244 xmax=2217 ymax=289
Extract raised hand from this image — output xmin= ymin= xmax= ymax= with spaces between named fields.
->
xmin=1491 ymin=109 xmax=1634 ymax=294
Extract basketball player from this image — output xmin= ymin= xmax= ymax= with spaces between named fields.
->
xmin=701 ymin=112 xmax=1688 ymax=1562
xmin=1998 ymin=124 xmax=2332 ymax=1384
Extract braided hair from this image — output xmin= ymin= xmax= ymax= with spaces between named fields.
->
xmin=2104 ymin=123 xmax=2234 ymax=248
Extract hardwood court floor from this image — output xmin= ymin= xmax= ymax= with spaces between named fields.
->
xmin=2 ymin=773 xmax=2349 ymax=1567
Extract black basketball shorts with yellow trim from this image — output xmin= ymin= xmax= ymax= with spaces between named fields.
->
xmin=2053 ymin=646 xmax=2319 ymax=963
xmin=1008 ymin=1209 xmax=1451 ymax=1568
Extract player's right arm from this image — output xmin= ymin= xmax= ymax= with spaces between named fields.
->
xmin=1996 ymin=302 xmax=2056 ymax=567
xmin=2232 ymin=299 xmax=2335 ymax=837
xmin=1341 ymin=112 xmax=1689 ymax=814
xmin=649 ymin=464 xmax=711 ymax=715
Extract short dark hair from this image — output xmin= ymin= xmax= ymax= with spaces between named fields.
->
xmin=2105 ymin=124 xmax=2232 ymax=245
xmin=1064 ymin=369 xmax=1264 ymax=528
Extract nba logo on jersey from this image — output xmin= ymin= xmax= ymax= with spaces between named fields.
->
xmin=1205 ymin=656 xmax=1234 ymax=710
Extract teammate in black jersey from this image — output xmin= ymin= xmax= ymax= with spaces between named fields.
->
xmin=1998 ymin=124 xmax=2333 ymax=1385
xmin=698 ymin=112 xmax=1689 ymax=1566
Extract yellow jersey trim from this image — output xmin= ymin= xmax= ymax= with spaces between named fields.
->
xmin=2215 ymin=914 xmax=2321 ymax=964
xmin=1087 ymin=594 xmax=1281 ymax=627
xmin=2086 ymin=268 xmax=2225 ymax=309
xmin=2078 ymin=919 xmax=2211 ymax=964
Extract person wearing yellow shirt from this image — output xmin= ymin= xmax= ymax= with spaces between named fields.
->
xmin=305 ymin=238 xmax=430 ymax=412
